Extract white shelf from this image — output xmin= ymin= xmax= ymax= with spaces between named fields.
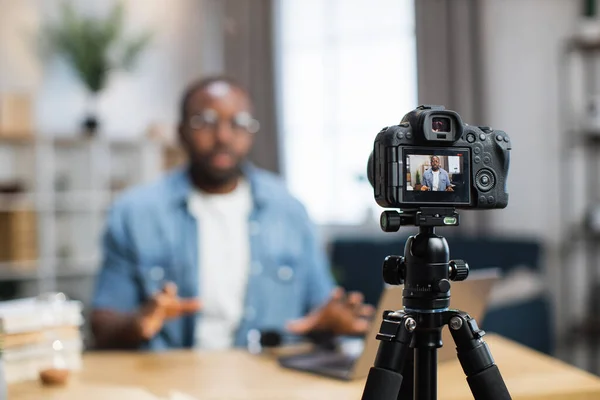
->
xmin=0 ymin=135 xmax=172 ymax=148
xmin=0 ymin=133 xmax=166 ymax=294
xmin=0 ymin=257 xmax=99 ymax=281
xmin=0 ymin=191 xmax=116 ymax=212
xmin=0 ymin=193 xmax=40 ymax=211
xmin=54 ymin=190 xmax=113 ymax=212
xmin=0 ymin=260 xmax=40 ymax=280
xmin=55 ymin=257 xmax=100 ymax=278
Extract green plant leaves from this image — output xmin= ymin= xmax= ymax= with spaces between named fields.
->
xmin=121 ymin=31 xmax=153 ymax=71
xmin=44 ymin=1 xmax=151 ymax=94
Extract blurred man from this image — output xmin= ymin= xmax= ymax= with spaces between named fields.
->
xmin=421 ymin=155 xmax=453 ymax=192
xmin=91 ymin=76 xmax=373 ymax=350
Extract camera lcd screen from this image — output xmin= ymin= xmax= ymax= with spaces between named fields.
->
xmin=403 ymin=148 xmax=471 ymax=205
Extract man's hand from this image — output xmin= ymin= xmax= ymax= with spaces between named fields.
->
xmin=286 ymin=287 xmax=375 ymax=336
xmin=420 ymin=186 xmax=429 ymax=191
xmin=136 ymin=282 xmax=201 ymax=340
xmin=445 ymin=186 xmax=454 ymax=192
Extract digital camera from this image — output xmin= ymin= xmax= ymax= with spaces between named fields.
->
xmin=367 ymin=105 xmax=510 ymax=209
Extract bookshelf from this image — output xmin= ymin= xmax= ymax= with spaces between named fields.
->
xmin=557 ymin=30 xmax=600 ymax=375
xmin=0 ymin=134 xmax=184 ymax=296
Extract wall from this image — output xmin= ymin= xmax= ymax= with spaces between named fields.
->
xmin=0 ymin=0 xmax=207 ymax=138
xmin=478 ymin=0 xmax=584 ymax=335
xmin=480 ymin=0 xmax=579 ymax=241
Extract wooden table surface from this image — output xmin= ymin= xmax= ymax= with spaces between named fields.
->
xmin=9 ymin=334 xmax=600 ymax=400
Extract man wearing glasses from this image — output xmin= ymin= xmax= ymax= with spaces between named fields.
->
xmin=91 ymin=77 xmax=372 ymax=350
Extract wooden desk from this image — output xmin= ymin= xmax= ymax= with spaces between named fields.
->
xmin=9 ymin=335 xmax=600 ymax=400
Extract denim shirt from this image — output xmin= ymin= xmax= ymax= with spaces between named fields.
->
xmin=92 ymin=165 xmax=335 ymax=350
xmin=422 ymin=168 xmax=452 ymax=191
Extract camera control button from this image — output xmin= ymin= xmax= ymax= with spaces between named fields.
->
xmin=479 ymin=126 xmax=492 ymax=133
xmin=399 ymin=122 xmax=409 ymax=127
xmin=496 ymin=134 xmax=503 ymax=141
xmin=474 ymin=156 xmax=481 ymax=164
xmin=483 ymin=156 xmax=491 ymax=165
xmin=473 ymin=147 xmax=481 ymax=155
xmin=396 ymin=132 xmax=404 ymax=139
xmin=437 ymin=279 xmax=451 ymax=293
xmin=466 ymin=133 xmax=476 ymax=143
xmin=503 ymin=136 xmax=509 ymax=142
xmin=479 ymin=195 xmax=486 ymax=204
xmin=406 ymin=132 xmax=413 ymax=139
xmin=487 ymin=196 xmax=495 ymax=204
xmin=476 ymin=169 xmax=496 ymax=192
xmin=479 ymin=133 xmax=486 ymax=141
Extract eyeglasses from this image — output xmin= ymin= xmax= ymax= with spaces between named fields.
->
xmin=189 ymin=109 xmax=260 ymax=134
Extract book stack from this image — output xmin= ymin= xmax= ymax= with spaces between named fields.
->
xmin=0 ymin=208 xmax=38 ymax=263
xmin=0 ymin=92 xmax=33 ymax=137
xmin=0 ymin=293 xmax=84 ymax=383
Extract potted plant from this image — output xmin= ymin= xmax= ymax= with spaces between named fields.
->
xmin=43 ymin=2 xmax=152 ymax=135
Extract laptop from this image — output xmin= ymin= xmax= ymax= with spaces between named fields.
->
xmin=278 ymin=269 xmax=499 ymax=380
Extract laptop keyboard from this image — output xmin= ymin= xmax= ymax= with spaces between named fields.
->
xmin=279 ymin=351 xmax=356 ymax=371
xmin=319 ymin=354 xmax=355 ymax=370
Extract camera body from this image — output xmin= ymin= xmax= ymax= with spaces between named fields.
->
xmin=368 ymin=105 xmax=510 ymax=209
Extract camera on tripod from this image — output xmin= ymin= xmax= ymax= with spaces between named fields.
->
xmin=361 ymin=105 xmax=513 ymax=400
xmin=367 ymin=104 xmax=510 ymax=211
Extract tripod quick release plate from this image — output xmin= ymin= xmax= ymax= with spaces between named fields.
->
xmin=380 ymin=208 xmax=460 ymax=232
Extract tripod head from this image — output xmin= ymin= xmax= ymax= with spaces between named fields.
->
xmin=361 ymin=206 xmax=511 ymax=400
xmin=378 ymin=207 xmax=469 ymax=312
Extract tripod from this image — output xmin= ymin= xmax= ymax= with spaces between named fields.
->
xmin=361 ymin=208 xmax=511 ymax=400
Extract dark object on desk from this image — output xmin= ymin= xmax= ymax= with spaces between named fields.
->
xmin=247 ymin=329 xmax=336 ymax=355
xmin=304 ymin=330 xmax=337 ymax=351
xmin=247 ymin=330 xmax=285 ymax=355
xmin=279 ymin=349 xmax=356 ymax=380
xmin=260 ymin=330 xmax=282 ymax=348
xmin=330 ymin=235 xmax=552 ymax=354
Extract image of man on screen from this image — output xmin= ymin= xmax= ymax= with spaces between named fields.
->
xmin=421 ymin=156 xmax=454 ymax=192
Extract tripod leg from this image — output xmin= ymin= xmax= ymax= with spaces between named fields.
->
xmin=414 ymin=347 xmax=436 ymax=400
xmin=448 ymin=312 xmax=512 ymax=400
xmin=397 ymin=347 xmax=414 ymax=399
xmin=361 ymin=311 xmax=415 ymax=400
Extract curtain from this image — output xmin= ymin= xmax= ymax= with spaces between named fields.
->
xmin=201 ymin=0 xmax=280 ymax=174
xmin=415 ymin=0 xmax=487 ymax=233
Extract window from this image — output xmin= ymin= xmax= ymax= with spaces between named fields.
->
xmin=275 ymin=0 xmax=417 ymax=225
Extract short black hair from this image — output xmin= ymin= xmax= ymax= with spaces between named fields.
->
xmin=179 ymin=75 xmax=247 ymax=124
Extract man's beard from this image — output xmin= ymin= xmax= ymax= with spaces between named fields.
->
xmin=189 ymin=155 xmax=244 ymax=188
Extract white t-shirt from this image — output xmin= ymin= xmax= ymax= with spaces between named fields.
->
xmin=432 ymin=170 xmax=440 ymax=191
xmin=187 ymin=179 xmax=253 ymax=349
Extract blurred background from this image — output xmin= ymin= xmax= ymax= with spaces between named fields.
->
xmin=0 ymin=0 xmax=600 ymax=376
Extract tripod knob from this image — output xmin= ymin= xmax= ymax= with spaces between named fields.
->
xmin=380 ymin=211 xmax=402 ymax=232
xmin=449 ymin=260 xmax=469 ymax=281
xmin=382 ymin=255 xmax=405 ymax=285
